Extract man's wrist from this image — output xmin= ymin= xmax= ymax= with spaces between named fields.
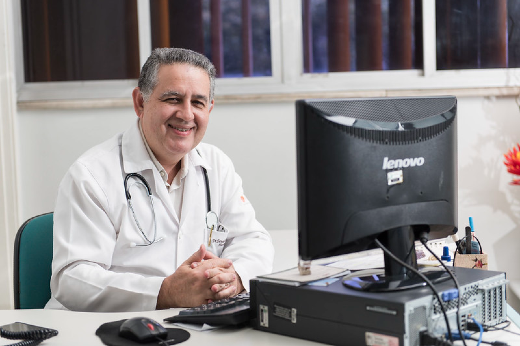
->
xmin=156 ymin=276 xmax=177 ymax=310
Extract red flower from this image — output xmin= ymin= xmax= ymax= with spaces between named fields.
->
xmin=504 ymin=144 xmax=520 ymax=185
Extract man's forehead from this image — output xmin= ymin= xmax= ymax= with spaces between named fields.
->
xmin=155 ymin=64 xmax=211 ymax=94
xmin=157 ymin=63 xmax=210 ymax=80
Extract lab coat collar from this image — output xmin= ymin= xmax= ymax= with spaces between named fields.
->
xmin=189 ymin=146 xmax=212 ymax=172
xmin=180 ymin=148 xmax=210 ymax=228
xmin=121 ymin=121 xmax=177 ymax=221
xmin=121 ymin=119 xmax=156 ymax=174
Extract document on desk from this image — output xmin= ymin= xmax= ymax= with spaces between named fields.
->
xmin=324 ymin=251 xmax=384 ymax=271
xmin=173 ymin=322 xmax=222 ymax=331
xmin=257 ymin=266 xmax=348 ymax=286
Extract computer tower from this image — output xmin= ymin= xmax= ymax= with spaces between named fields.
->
xmin=250 ymin=267 xmax=507 ymax=346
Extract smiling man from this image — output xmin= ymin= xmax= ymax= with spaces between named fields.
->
xmin=46 ymin=48 xmax=274 ymax=312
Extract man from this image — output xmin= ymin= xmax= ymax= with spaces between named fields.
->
xmin=45 ymin=48 xmax=274 ymax=312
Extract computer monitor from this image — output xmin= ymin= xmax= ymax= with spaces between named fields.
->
xmin=296 ymin=96 xmax=458 ymax=291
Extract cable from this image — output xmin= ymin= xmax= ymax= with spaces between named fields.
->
xmin=470 ymin=340 xmax=509 ymax=346
xmin=454 ymin=235 xmax=483 ymax=258
xmin=467 ymin=319 xmax=512 ymax=345
xmin=486 ymin=321 xmax=511 ymax=331
xmin=0 ymin=327 xmax=58 ymax=341
xmin=420 ymin=330 xmax=453 ymax=346
xmin=467 ymin=337 xmax=509 ymax=346
xmin=498 ymin=328 xmax=520 ymax=337
xmin=471 ymin=317 xmax=483 ymax=345
xmin=421 ymin=239 xmax=467 ymax=346
xmin=427 ymin=242 xmax=509 ymax=346
xmin=467 ymin=320 xmax=513 ymax=333
xmin=4 ymin=340 xmax=43 ymax=346
xmin=374 ymin=239 xmax=454 ymax=343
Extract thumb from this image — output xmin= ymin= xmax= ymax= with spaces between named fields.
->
xmin=183 ymin=244 xmax=207 ymax=265
xmin=203 ymin=250 xmax=219 ymax=260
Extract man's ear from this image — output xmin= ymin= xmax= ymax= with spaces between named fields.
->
xmin=132 ymin=87 xmax=145 ymax=118
xmin=208 ymin=99 xmax=214 ymax=114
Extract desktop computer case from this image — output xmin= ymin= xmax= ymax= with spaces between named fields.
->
xmin=250 ymin=267 xmax=507 ymax=346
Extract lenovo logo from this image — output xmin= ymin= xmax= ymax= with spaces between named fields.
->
xmin=382 ymin=156 xmax=424 ymax=170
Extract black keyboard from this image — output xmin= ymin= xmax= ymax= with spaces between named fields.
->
xmin=163 ymin=293 xmax=252 ymax=326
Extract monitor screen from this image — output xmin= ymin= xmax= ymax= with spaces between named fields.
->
xmin=296 ymin=96 xmax=458 ymax=291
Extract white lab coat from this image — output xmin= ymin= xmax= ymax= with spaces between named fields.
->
xmin=46 ymin=120 xmax=274 ymax=312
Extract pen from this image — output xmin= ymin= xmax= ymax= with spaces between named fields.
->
xmin=208 ymin=225 xmax=214 ymax=247
xmin=465 ymin=226 xmax=472 ymax=254
xmin=468 ymin=217 xmax=481 ymax=254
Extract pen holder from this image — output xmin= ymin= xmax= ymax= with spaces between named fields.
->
xmin=453 ymin=253 xmax=488 ymax=270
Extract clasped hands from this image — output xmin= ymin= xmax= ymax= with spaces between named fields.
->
xmin=156 ymin=244 xmax=244 ymax=309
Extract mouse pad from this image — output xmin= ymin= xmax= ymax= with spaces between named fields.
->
xmin=96 ymin=320 xmax=190 ymax=346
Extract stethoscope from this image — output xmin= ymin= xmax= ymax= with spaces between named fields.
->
xmin=124 ymin=164 xmax=216 ymax=247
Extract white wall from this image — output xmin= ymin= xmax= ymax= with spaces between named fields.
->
xmin=456 ymin=96 xmax=520 ymax=311
xmin=16 ymin=101 xmax=297 ymax=231
xmin=4 ymin=95 xmax=520 ymax=311
xmin=0 ymin=0 xmax=19 ymax=312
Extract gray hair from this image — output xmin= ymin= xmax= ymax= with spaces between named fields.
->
xmin=138 ymin=48 xmax=216 ymax=102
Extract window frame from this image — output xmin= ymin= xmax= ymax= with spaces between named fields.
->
xmin=14 ymin=0 xmax=520 ymax=108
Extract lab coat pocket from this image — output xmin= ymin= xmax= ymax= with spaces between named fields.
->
xmin=207 ymin=224 xmax=229 ymax=257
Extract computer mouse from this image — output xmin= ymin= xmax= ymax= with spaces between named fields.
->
xmin=119 ymin=317 xmax=168 ymax=343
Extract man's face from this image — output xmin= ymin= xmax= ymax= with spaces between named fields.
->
xmin=133 ymin=63 xmax=214 ymax=169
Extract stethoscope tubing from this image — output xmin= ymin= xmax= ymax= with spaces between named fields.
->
xmin=125 ymin=173 xmax=161 ymax=246
xmin=201 ymin=166 xmax=211 ymax=213
xmin=124 ymin=163 xmax=212 ymax=247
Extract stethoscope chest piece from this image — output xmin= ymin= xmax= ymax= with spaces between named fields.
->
xmin=206 ymin=211 xmax=218 ymax=231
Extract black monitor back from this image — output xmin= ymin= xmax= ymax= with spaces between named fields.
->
xmin=296 ymin=96 xmax=458 ymax=261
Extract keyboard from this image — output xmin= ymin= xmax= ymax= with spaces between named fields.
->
xmin=163 ymin=293 xmax=252 ymax=326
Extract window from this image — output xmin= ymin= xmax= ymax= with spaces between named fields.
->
xmin=302 ymin=0 xmax=520 ymax=74
xmin=20 ymin=0 xmax=272 ymax=83
xmin=436 ymin=0 xmax=520 ymax=70
xmin=15 ymin=0 xmax=520 ymax=104
xmin=21 ymin=0 xmax=140 ymax=82
xmin=302 ymin=0 xmax=423 ymax=73
xmin=150 ymin=0 xmax=272 ymax=78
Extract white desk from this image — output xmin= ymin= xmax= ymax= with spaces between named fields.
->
xmin=0 ymin=308 xmax=323 ymax=346
xmin=1 ymin=308 xmax=520 ymax=346
xmin=2 ymin=232 xmax=520 ymax=345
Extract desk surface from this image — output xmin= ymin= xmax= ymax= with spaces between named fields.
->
xmin=0 ymin=308 xmax=322 ymax=346
xmin=1 ymin=308 xmax=520 ymax=346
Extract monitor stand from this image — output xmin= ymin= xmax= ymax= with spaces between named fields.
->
xmin=342 ymin=267 xmax=451 ymax=291
xmin=343 ymin=225 xmax=452 ymax=292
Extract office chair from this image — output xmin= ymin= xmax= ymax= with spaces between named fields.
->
xmin=14 ymin=212 xmax=53 ymax=309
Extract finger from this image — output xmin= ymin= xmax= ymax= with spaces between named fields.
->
xmin=197 ymin=258 xmax=233 ymax=272
xmin=211 ymin=282 xmax=231 ymax=293
xmin=212 ymin=285 xmax=237 ymax=300
xmin=202 ymin=250 xmax=219 ymax=260
xmin=182 ymin=244 xmax=207 ymax=266
xmin=207 ymin=271 xmax=236 ymax=285
xmin=204 ymin=268 xmax=236 ymax=284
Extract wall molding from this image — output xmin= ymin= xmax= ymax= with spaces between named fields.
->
xmin=16 ymin=86 xmax=520 ymax=110
xmin=0 ymin=0 xmax=21 ymax=309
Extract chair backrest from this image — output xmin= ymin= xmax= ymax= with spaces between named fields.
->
xmin=14 ymin=212 xmax=53 ymax=309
